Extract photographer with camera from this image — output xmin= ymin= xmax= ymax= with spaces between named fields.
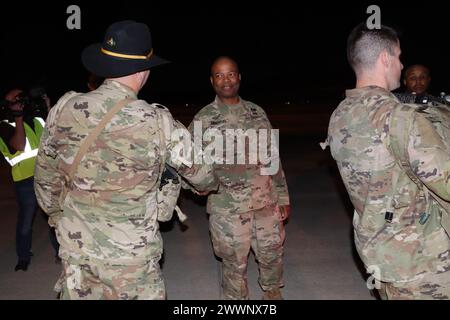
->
xmin=0 ymin=87 xmax=58 ymax=271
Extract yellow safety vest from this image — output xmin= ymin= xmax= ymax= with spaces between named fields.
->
xmin=0 ymin=117 xmax=45 ymax=182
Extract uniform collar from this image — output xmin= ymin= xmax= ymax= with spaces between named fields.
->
xmin=214 ymin=96 xmax=248 ymax=114
xmin=102 ymin=79 xmax=139 ymax=100
xmin=345 ymin=85 xmax=397 ymax=100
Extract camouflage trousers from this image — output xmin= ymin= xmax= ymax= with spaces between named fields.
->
xmin=209 ymin=204 xmax=285 ymax=300
xmin=378 ymin=269 xmax=450 ymax=300
xmin=56 ymin=256 xmax=166 ymax=300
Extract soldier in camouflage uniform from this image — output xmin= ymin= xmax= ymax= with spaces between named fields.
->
xmin=324 ymin=23 xmax=450 ymax=299
xmin=188 ymin=56 xmax=290 ymax=300
xmin=34 ymin=20 xmax=216 ymax=300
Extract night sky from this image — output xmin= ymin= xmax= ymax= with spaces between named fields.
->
xmin=1 ymin=1 xmax=448 ymax=108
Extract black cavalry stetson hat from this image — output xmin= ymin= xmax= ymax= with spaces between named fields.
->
xmin=81 ymin=20 xmax=169 ymax=78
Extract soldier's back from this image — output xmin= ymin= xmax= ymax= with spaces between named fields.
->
xmin=49 ymin=79 xmax=166 ymax=262
xmin=328 ymin=85 xmax=450 ymax=282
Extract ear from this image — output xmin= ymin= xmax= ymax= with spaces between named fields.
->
xmin=239 ymin=73 xmax=242 ymax=81
xmin=135 ymin=70 xmax=144 ymax=79
xmin=379 ymin=49 xmax=391 ymax=68
xmin=210 ymin=76 xmax=213 ymax=86
xmin=135 ymin=72 xmax=143 ymax=83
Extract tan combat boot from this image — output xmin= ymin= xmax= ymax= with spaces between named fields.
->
xmin=262 ymin=289 xmax=283 ymax=300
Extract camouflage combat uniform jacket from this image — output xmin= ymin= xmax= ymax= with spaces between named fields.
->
xmin=35 ymin=80 xmax=216 ymax=265
xmin=189 ymin=96 xmax=289 ymax=215
xmin=327 ymin=86 xmax=450 ymax=282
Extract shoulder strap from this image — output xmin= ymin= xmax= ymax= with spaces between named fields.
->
xmin=388 ymin=104 xmax=421 ymax=186
xmin=385 ymin=104 xmax=422 ymax=222
xmin=67 ymin=98 xmax=134 ymax=181
xmin=388 ymin=103 xmax=450 ymax=236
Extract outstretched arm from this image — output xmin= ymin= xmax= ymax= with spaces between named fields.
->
xmin=163 ymin=112 xmax=218 ymax=193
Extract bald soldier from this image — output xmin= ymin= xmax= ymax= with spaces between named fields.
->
xmin=188 ymin=56 xmax=290 ymax=300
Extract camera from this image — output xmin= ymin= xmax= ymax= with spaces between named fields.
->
xmin=27 ymin=85 xmax=49 ymax=118
xmin=0 ymin=86 xmax=48 ymax=121
xmin=0 ymin=95 xmax=25 ymax=120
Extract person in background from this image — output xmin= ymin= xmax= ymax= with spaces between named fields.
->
xmin=0 ymin=88 xmax=59 ymax=271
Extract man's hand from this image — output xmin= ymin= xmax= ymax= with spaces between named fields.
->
xmin=279 ymin=205 xmax=290 ymax=221
xmin=8 ymin=101 xmax=26 ymax=151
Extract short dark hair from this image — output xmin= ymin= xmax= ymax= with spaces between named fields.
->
xmin=210 ymin=56 xmax=239 ymax=76
xmin=347 ymin=23 xmax=399 ymax=74
xmin=404 ymin=64 xmax=431 ymax=78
